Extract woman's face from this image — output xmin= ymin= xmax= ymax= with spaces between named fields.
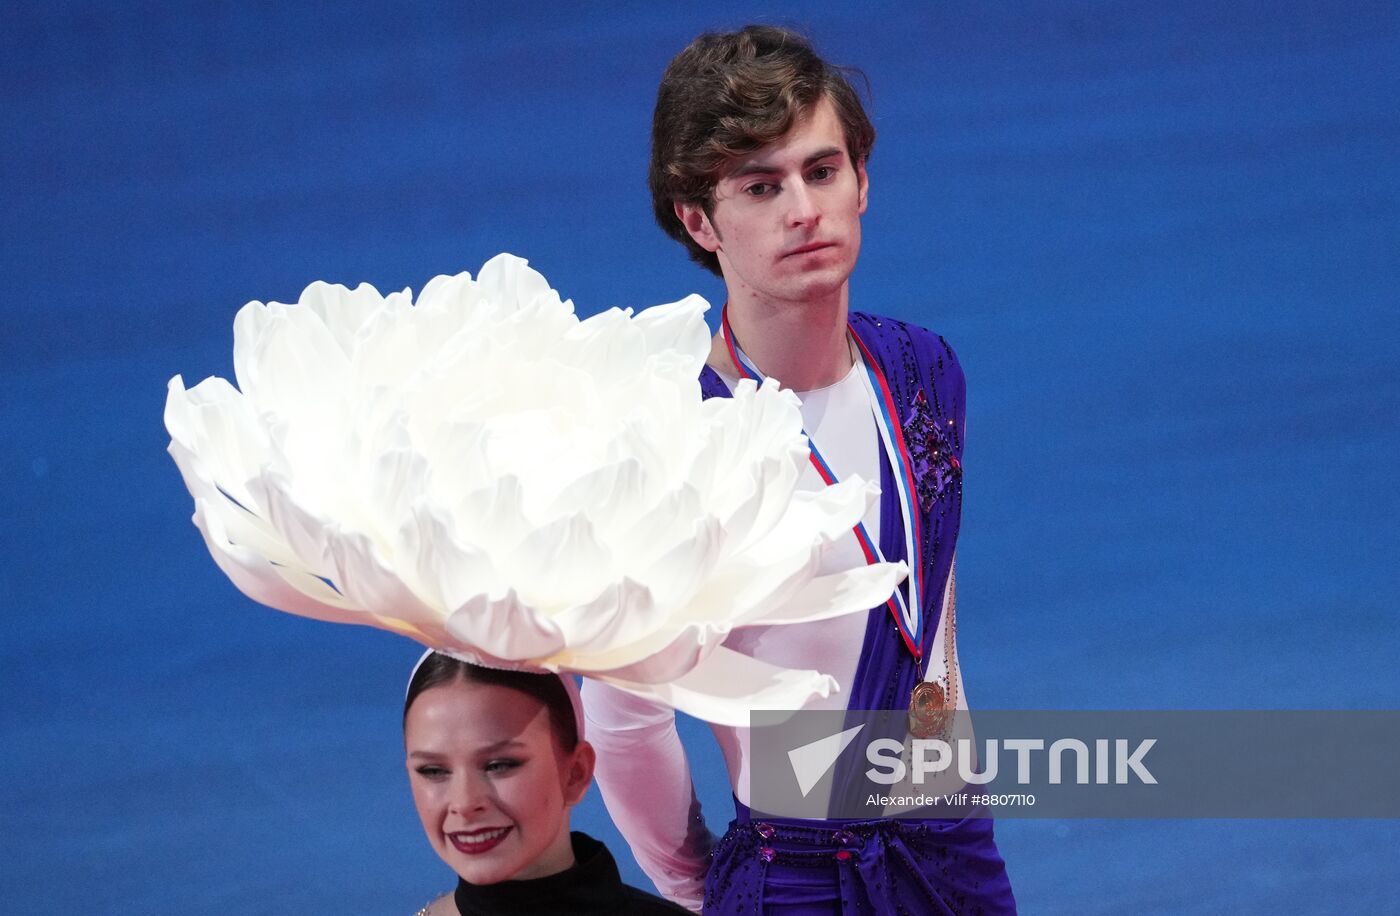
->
xmin=405 ymin=677 xmax=593 ymax=885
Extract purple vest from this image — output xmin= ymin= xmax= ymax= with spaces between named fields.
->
xmin=699 ymin=311 xmax=966 ymax=709
xmin=698 ymin=313 xmax=1016 ymax=915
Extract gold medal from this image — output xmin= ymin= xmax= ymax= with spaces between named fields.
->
xmin=908 ymin=680 xmax=950 ymax=740
xmin=908 ymin=563 xmax=960 ymax=741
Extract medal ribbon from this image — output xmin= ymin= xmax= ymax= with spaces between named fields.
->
xmin=720 ymin=307 xmax=924 ymax=659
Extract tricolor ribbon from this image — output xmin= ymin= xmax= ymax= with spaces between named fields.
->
xmin=720 ymin=308 xmax=924 ymax=659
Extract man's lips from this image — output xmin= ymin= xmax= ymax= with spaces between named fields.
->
xmin=447 ymin=826 xmax=513 ymax=854
xmin=783 ymin=241 xmax=836 ymax=258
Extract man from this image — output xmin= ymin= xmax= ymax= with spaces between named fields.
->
xmin=582 ymin=25 xmax=1016 ymax=914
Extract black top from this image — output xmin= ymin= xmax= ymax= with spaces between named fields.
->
xmin=451 ymin=832 xmax=691 ymax=915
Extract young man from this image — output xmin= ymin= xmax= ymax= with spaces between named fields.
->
xmin=582 ymin=26 xmax=1017 ymax=914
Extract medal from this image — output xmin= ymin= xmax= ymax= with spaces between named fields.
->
xmin=907 ymin=563 xmax=963 ymax=745
xmin=908 ymin=561 xmax=959 ymax=739
xmin=907 ymin=679 xmax=951 ymax=740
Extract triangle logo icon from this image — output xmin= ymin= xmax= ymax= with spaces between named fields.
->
xmin=787 ymin=724 xmax=866 ymax=797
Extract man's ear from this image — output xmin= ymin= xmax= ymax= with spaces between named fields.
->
xmin=675 ymin=200 xmax=722 ymax=253
xmin=857 ymin=159 xmax=870 ymax=215
xmin=561 ymin=740 xmax=596 ymax=807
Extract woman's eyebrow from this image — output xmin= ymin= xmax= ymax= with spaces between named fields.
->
xmin=407 ymin=738 xmax=526 ymax=758
xmin=478 ymin=738 xmax=527 ymax=752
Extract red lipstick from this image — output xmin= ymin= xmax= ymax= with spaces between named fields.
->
xmin=448 ymin=826 xmax=513 ymax=855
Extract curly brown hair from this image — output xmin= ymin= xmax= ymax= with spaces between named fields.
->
xmin=649 ymin=25 xmax=876 ymax=276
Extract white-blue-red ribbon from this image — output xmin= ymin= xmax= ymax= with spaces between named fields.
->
xmin=720 ymin=308 xmax=924 ymax=659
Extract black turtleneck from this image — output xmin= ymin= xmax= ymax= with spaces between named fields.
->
xmin=451 ymin=831 xmax=690 ymax=915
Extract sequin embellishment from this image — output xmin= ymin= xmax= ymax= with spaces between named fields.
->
xmin=902 ymin=390 xmax=961 ymax=513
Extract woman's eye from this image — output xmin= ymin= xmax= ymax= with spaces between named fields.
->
xmin=415 ymin=765 xmax=448 ymax=779
xmin=485 ymin=758 xmax=522 ymax=775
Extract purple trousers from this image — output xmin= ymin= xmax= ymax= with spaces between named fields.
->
xmin=702 ymin=801 xmax=1017 ymax=915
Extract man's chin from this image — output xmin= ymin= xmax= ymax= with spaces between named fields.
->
xmin=787 ymin=270 xmax=854 ymax=304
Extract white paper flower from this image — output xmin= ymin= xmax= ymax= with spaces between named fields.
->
xmin=165 ymin=254 xmax=904 ymax=725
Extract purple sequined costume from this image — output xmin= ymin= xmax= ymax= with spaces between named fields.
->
xmin=697 ymin=313 xmax=1017 ymax=915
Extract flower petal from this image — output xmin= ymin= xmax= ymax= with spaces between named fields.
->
xmin=443 ymin=589 xmax=566 ymax=661
xmin=598 ymin=646 xmax=838 ymax=728
xmin=750 ymin=561 xmax=908 ymax=627
xmin=546 ymin=578 xmax=663 ymax=655
xmin=191 ymin=499 xmax=361 ymax=626
xmin=502 ymin=513 xmax=614 ymax=611
xmin=631 ymin=294 xmax=712 ymax=377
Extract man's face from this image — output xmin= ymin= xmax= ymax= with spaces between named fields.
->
xmin=678 ymin=95 xmax=869 ymax=308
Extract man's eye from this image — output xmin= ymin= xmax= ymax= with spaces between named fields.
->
xmin=810 ymin=166 xmax=835 ymax=181
xmin=744 ymin=182 xmax=773 ymax=197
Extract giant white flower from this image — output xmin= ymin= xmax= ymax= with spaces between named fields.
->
xmin=165 ymin=254 xmax=904 ymax=725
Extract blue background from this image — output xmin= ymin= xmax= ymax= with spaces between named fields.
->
xmin=3 ymin=1 xmax=1398 ymax=912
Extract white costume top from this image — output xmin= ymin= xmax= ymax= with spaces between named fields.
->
xmin=581 ymin=360 xmax=965 ymax=910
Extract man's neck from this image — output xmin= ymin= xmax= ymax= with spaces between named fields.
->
xmin=711 ymin=290 xmax=853 ymax=391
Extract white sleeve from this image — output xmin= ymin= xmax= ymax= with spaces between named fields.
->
xmin=580 ymin=679 xmax=716 ymax=911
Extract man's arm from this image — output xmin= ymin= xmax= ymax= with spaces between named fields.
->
xmin=580 ymin=680 xmax=716 ymax=911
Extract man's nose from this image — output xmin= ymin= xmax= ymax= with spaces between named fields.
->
xmin=786 ymin=182 xmax=821 ymax=227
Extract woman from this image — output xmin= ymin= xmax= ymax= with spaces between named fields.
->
xmin=405 ymin=651 xmax=689 ymax=915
